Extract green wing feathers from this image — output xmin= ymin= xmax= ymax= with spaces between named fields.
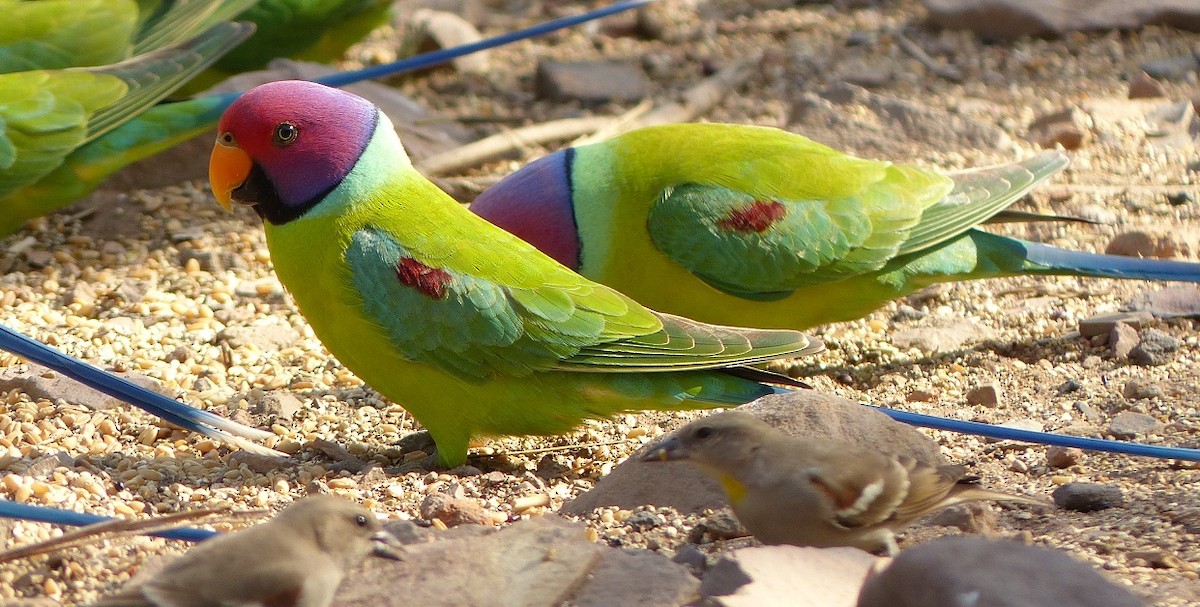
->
xmin=0 ymin=71 xmax=126 ymax=198
xmin=0 ymin=0 xmax=139 ymax=72
xmin=346 ymin=227 xmax=818 ymax=381
xmin=0 ymin=0 xmax=257 ymax=73
xmin=897 ymin=151 xmax=1069 ymax=255
xmin=563 ymin=311 xmax=824 ymax=371
xmin=84 ymin=21 xmax=254 ymax=142
xmin=646 ymin=161 xmax=950 ymax=294
xmin=638 ymin=125 xmax=1066 ymax=299
xmin=132 ymin=0 xmax=259 ymax=56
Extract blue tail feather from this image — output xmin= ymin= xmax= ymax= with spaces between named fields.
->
xmin=0 ymin=323 xmax=279 ymax=454
xmin=998 ymin=233 xmax=1200 ymax=282
xmin=0 ymin=500 xmax=218 ymax=543
xmin=763 ymin=385 xmax=1200 ymax=461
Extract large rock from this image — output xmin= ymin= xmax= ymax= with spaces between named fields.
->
xmin=889 ymin=319 xmax=989 ymax=354
xmin=1125 ymin=286 xmax=1200 ymax=319
xmin=701 ymin=545 xmax=882 ymax=607
xmin=335 ymin=515 xmax=698 ymax=607
xmin=923 ymin=0 xmax=1200 ymax=40
xmin=562 ymin=391 xmax=945 ymax=515
xmin=856 ymin=537 xmax=1143 ymax=607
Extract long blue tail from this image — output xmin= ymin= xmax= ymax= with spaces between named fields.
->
xmin=761 ymin=386 xmax=1200 ymax=461
xmin=985 ymin=231 xmax=1200 ymax=282
xmin=0 ymin=323 xmax=280 ymax=455
xmin=0 ymin=500 xmax=218 ymax=543
xmin=875 ymin=406 xmax=1200 ymax=461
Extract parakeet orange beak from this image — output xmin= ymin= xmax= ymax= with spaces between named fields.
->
xmin=209 ymin=139 xmax=252 ymax=211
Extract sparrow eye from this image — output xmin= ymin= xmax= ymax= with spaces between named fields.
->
xmin=219 ymin=132 xmax=235 ymax=145
xmin=273 ymin=122 xmax=298 ymax=147
xmin=355 ymin=514 xmax=368 ymax=527
xmin=694 ymin=426 xmax=715 ymax=440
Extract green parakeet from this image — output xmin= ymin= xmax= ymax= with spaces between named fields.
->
xmin=208 ymin=81 xmax=823 ymax=467
xmin=0 ymin=21 xmax=255 ymax=234
xmin=0 ymin=0 xmax=654 ymax=236
xmin=469 ymin=123 xmax=1200 ymax=330
xmin=0 ymin=0 xmax=256 ymax=72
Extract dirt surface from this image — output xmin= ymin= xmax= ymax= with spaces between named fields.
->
xmin=2 ymin=0 xmax=1199 ymax=604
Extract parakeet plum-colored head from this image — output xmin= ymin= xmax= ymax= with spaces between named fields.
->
xmin=210 ymin=80 xmax=378 ymax=225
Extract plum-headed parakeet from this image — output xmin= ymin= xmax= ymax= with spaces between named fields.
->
xmin=208 ymin=81 xmax=824 ymax=467
xmin=469 ymin=123 xmax=1200 ymax=330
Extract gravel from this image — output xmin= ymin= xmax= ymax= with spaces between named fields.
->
xmin=2 ymin=0 xmax=1199 ymax=604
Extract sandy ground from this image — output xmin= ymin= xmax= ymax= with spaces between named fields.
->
xmin=1 ymin=0 xmax=1199 ymax=604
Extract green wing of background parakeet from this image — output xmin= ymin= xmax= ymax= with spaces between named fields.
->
xmin=0 ymin=94 xmax=230 ymax=234
xmin=84 ymin=22 xmax=254 ymax=142
xmin=132 ymin=0 xmax=260 ymax=56
xmin=0 ymin=22 xmax=252 ymax=231
xmin=0 ymin=0 xmax=256 ymax=73
xmin=177 ymin=0 xmax=390 ymax=94
xmin=0 ymin=0 xmax=140 ymax=72
xmin=346 ymin=225 xmax=818 ymax=382
xmin=641 ymin=125 xmax=953 ymax=295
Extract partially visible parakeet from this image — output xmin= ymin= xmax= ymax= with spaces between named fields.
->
xmin=0 ymin=0 xmax=655 ymax=236
xmin=0 ymin=21 xmax=254 ymax=233
xmin=0 ymin=0 xmax=257 ymax=73
xmin=208 ymin=81 xmax=824 ymax=467
xmin=470 ymin=123 xmax=1200 ymax=330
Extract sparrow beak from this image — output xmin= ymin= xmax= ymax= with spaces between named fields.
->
xmin=209 ymin=138 xmax=252 ymax=211
xmin=369 ymin=530 xmax=407 ymax=561
xmin=641 ymin=437 xmax=689 ymax=462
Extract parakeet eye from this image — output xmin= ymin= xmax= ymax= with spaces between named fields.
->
xmin=219 ymin=132 xmax=235 ymax=145
xmin=355 ymin=514 xmax=368 ymax=527
xmin=694 ymin=426 xmax=715 ymax=440
xmin=273 ymin=122 xmax=299 ymax=147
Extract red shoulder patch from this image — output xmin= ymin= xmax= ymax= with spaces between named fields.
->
xmin=395 ymin=258 xmax=452 ymax=300
xmin=717 ymin=200 xmax=787 ymax=233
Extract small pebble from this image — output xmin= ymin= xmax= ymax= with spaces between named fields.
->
xmin=1130 ymin=329 xmax=1180 ymax=366
xmin=966 ymin=383 xmax=1001 ymax=406
xmin=1109 ymin=322 xmax=1140 ymax=359
xmin=1077 ymin=311 xmax=1152 ymax=338
xmin=906 ymin=390 xmax=936 ymax=402
xmin=1122 ymin=379 xmax=1162 ymax=400
xmin=1046 ymin=446 xmax=1083 ymax=469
